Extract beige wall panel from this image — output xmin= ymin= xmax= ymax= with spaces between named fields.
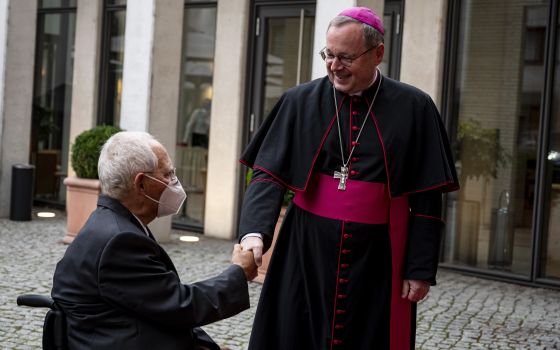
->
xmin=147 ymin=0 xmax=184 ymax=242
xmin=0 ymin=1 xmax=37 ymax=217
xmin=400 ymin=0 xmax=446 ymax=105
xmin=204 ymin=0 xmax=250 ymax=239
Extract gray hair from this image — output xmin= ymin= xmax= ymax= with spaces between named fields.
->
xmin=98 ymin=131 xmax=159 ymax=200
xmin=328 ymin=16 xmax=384 ymax=48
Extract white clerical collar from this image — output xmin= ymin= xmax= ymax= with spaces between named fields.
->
xmin=132 ymin=213 xmax=150 ymax=237
xmin=349 ymin=69 xmax=379 ymax=96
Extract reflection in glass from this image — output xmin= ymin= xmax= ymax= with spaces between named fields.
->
xmin=31 ymin=11 xmax=76 ymax=205
xmin=101 ymin=10 xmax=126 ymax=126
xmin=106 ymin=0 xmax=127 ymax=6
xmin=543 ymin=8 xmax=560 ymax=280
xmin=263 ymin=16 xmax=314 ymax=118
xmin=174 ymin=6 xmax=217 ymax=229
xmin=39 ymin=0 xmax=76 ymax=9
xmin=443 ymin=0 xmax=549 ymax=276
xmin=379 ymin=13 xmax=392 ymax=76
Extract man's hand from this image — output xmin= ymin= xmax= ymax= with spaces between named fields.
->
xmin=240 ymin=236 xmax=264 ymax=267
xmin=231 ymin=244 xmax=258 ymax=281
xmin=401 ymin=279 xmax=430 ymax=302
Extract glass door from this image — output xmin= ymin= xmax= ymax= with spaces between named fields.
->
xmin=31 ymin=1 xmax=77 ymax=206
xmin=542 ymin=4 xmax=560 ymax=281
xmin=380 ymin=0 xmax=403 ymax=79
xmin=98 ymin=0 xmax=127 ymax=126
xmin=246 ymin=4 xmax=315 ymax=138
xmin=442 ymin=0 xmax=550 ymax=278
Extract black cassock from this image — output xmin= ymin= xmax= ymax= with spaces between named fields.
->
xmin=239 ymin=75 xmax=459 ymax=350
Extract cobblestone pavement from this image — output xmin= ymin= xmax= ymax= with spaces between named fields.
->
xmin=1 ymin=210 xmax=559 ymax=349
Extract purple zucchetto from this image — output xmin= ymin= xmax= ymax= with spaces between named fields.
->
xmin=338 ymin=7 xmax=384 ymax=35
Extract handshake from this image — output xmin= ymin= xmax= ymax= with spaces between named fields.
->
xmin=231 ymin=244 xmax=259 ymax=281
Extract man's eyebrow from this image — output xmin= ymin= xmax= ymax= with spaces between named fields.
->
xmin=325 ymin=48 xmax=351 ymax=56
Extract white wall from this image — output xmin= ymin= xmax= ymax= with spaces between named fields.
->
xmin=120 ymin=0 xmax=154 ymax=132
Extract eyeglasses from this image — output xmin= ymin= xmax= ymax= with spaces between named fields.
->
xmin=319 ymin=45 xmax=377 ymax=67
xmin=143 ymin=167 xmax=177 ymax=182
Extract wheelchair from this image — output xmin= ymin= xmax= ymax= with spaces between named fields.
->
xmin=17 ymin=294 xmax=67 ymax=350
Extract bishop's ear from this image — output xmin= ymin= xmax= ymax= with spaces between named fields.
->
xmin=374 ymin=43 xmax=385 ymax=65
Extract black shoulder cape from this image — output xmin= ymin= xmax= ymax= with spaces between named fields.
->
xmin=240 ymin=75 xmax=459 ymax=197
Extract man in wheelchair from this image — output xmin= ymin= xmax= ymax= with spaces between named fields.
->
xmin=21 ymin=131 xmax=257 ymax=349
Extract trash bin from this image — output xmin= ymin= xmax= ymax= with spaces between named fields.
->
xmin=488 ymin=190 xmax=513 ymax=269
xmin=10 ymin=164 xmax=35 ymax=221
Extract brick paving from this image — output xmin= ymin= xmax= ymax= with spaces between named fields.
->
xmin=1 ymin=209 xmax=559 ymax=349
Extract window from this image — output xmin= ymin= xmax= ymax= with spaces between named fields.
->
xmin=98 ymin=0 xmax=126 ymax=126
xmin=442 ymin=1 xmax=550 ymax=279
xmin=31 ymin=0 xmax=77 ymax=206
xmin=173 ymin=1 xmax=217 ymax=230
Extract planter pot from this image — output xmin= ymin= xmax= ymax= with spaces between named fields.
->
xmin=254 ymin=206 xmax=287 ymax=284
xmin=62 ymin=176 xmax=101 ymax=244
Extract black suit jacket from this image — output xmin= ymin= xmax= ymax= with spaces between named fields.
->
xmin=52 ymin=195 xmax=249 ymax=349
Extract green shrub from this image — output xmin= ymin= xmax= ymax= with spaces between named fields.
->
xmin=71 ymin=125 xmax=122 ymax=179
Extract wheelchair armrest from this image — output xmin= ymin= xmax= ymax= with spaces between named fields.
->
xmin=17 ymin=294 xmax=56 ymax=309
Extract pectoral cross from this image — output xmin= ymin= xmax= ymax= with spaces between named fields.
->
xmin=334 ymin=166 xmax=348 ymax=191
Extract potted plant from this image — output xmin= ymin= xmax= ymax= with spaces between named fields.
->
xmin=62 ymin=125 xmax=122 ymax=244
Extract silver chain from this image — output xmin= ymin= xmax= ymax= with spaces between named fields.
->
xmin=332 ymin=73 xmax=383 ymax=168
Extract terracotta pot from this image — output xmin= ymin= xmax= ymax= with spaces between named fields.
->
xmin=62 ymin=176 xmax=101 ymax=244
xmin=254 ymin=207 xmax=287 ymax=284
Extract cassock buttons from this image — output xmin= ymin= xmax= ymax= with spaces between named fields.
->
xmin=342 ymin=249 xmax=351 ymax=254
xmin=350 ymin=170 xmax=359 ymax=176
xmin=352 ymin=110 xmax=358 ymax=115
xmin=337 ymin=294 xmax=348 ymax=299
xmin=341 ymin=263 xmax=350 ymax=268
xmin=336 ymin=309 xmax=346 ymax=315
xmin=351 ymin=141 xmax=359 ymax=146
xmin=335 ymin=324 xmax=345 ymax=330
xmin=333 ymin=339 xmax=343 ymax=345
xmin=351 ymin=157 xmax=359 ymax=162
xmin=343 ymin=233 xmax=352 ymax=239
xmin=351 ymin=125 xmax=360 ymax=131
xmin=339 ymin=278 xmax=349 ymax=284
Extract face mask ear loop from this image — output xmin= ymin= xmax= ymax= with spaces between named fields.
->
xmin=142 ymin=173 xmax=166 ymax=206
xmin=143 ymin=173 xmax=168 ymax=187
xmin=143 ymin=193 xmax=160 ymax=205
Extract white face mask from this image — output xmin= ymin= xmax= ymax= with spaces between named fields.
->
xmin=143 ymin=174 xmax=187 ymax=217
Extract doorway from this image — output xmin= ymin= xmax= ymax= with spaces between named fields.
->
xmin=380 ymin=0 xmax=404 ymax=79
xmin=31 ymin=1 xmax=77 ymax=207
xmin=245 ymin=3 xmax=316 ymax=140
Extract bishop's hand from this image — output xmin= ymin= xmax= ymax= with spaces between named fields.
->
xmin=240 ymin=235 xmax=264 ymax=267
xmin=401 ymin=279 xmax=430 ymax=302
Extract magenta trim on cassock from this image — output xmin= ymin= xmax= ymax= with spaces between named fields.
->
xmin=293 ymin=173 xmax=390 ymax=225
xmin=388 ymin=196 xmax=412 ymax=350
